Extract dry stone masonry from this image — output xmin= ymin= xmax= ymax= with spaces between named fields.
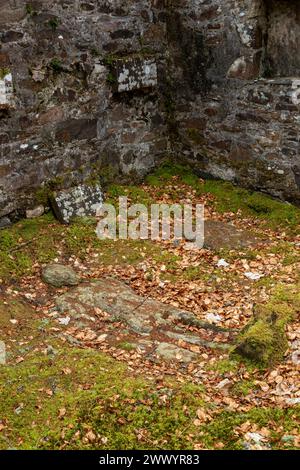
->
xmin=1 ymin=0 xmax=300 ymax=224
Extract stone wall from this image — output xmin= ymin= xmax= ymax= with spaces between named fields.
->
xmin=1 ymin=0 xmax=300 ymax=222
xmin=169 ymin=0 xmax=300 ymax=204
xmin=0 ymin=0 xmax=169 ymax=219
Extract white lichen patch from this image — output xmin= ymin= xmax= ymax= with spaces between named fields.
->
xmin=0 ymin=72 xmax=14 ymax=108
xmin=116 ymin=58 xmax=157 ymax=93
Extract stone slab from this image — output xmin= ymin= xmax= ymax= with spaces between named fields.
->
xmin=51 ymin=184 xmax=103 ymax=224
xmin=55 ymin=277 xmax=232 ymax=362
xmin=112 ymin=57 xmax=158 ymax=93
xmin=204 ymin=220 xmax=260 ymax=251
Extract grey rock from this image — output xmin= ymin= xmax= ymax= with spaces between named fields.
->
xmin=165 ymin=331 xmax=230 ymax=351
xmin=42 ymin=264 xmax=80 ymax=288
xmin=185 ymin=220 xmax=261 ymax=251
xmin=155 ymin=343 xmax=197 ymax=363
xmin=51 ymin=184 xmax=103 ymax=224
xmin=26 ymin=205 xmax=45 ymax=219
xmin=0 ymin=341 xmax=6 ymax=365
xmin=112 ymin=57 xmax=158 ymax=93
xmin=46 ymin=345 xmax=58 ymax=356
xmin=54 ymin=277 xmax=224 ymax=335
xmin=0 ymin=217 xmax=11 ymax=229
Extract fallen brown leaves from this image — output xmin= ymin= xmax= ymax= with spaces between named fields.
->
xmin=1 ymin=177 xmax=300 ymax=449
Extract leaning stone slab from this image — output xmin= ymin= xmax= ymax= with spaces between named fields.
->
xmin=42 ymin=264 xmax=80 ymax=288
xmin=51 ymin=184 xmax=103 ymax=224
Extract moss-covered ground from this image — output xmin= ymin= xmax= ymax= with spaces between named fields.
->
xmin=0 ymin=162 xmax=299 ymax=449
xmin=0 ymin=344 xmax=299 ymax=450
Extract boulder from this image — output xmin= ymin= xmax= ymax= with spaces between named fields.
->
xmin=42 ymin=264 xmax=80 ymax=288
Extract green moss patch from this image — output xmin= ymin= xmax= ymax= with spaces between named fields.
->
xmin=1 ymin=345 xmax=297 ymax=450
xmin=0 ymin=347 xmax=207 ymax=450
xmin=201 ymin=407 xmax=300 ymax=450
xmin=233 ymin=283 xmax=300 ymax=366
xmin=0 ymin=212 xmax=167 ymax=281
xmin=146 ymin=162 xmax=300 ymax=231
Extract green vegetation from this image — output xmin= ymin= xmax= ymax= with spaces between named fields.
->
xmin=0 ymin=213 xmax=59 ymax=281
xmin=0 ymin=68 xmax=10 ymax=80
xmin=0 ymin=347 xmax=205 ymax=450
xmin=49 ymin=58 xmax=64 ymax=73
xmin=48 ymin=18 xmax=59 ymax=31
xmin=232 ymin=379 xmax=256 ymax=397
xmin=25 ymin=4 xmax=37 ymax=16
xmin=201 ymin=407 xmax=300 ymax=450
xmin=106 ymin=184 xmax=153 ymax=207
xmin=107 ymin=72 xmax=117 ymax=85
xmin=207 ymin=359 xmax=240 ymax=375
xmin=118 ymin=342 xmax=136 ymax=352
xmin=146 ymin=161 xmax=300 ymax=231
xmin=0 ymin=214 xmax=167 ymax=281
xmin=234 ymin=283 xmax=300 ymax=365
xmin=0 ymin=346 xmax=298 ymax=450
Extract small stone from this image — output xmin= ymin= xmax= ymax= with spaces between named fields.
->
xmin=0 ymin=341 xmax=6 ymax=365
xmin=217 ymin=259 xmax=230 ymax=268
xmin=42 ymin=264 xmax=80 ymax=288
xmin=57 ymin=316 xmax=71 ymax=326
xmin=244 ymin=272 xmax=264 ymax=281
xmin=26 ymin=205 xmax=44 ymax=219
xmin=155 ymin=343 xmax=197 ymax=363
xmin=46 ymin=345 xmax=58 ymax=356
xmin=216 ymin=378 xmax=231 ymax=390
xmin=206 ymin=312 xmax=222 ymax=323
xmin=0 ymin=217 xmax=11 ymax=229
xmin=285 ymin=397 xmax=300 ymax=405
xmin=291 ymin=350 xmax=300 ymax=365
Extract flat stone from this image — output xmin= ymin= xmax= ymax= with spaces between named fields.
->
xmin=26 ymin=205 xmax=44 ymax=219
xmin=165 ymin=331 xmax=230 ymax=351
xmin=112 ymin=57 xmax=158 ymax=93
xmin=42 ymin=264 xmax=80 ymax=288
xmin=204 ymin=220 xmax=260 ymax=251
xmin=51 ymin=184 xmax=103 ymax=224
xmin=53 ymin=278 xmax=236 ymax=362
xmin=55 ymin=277 xmax=215 ymax=334
xmin=155 ymin=343 xmax=197 ymax=363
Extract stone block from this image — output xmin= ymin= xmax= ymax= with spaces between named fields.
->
xmin=51 ymin=184 xmax=103 ymax=224
xmin=112 ymin=57 xmax=158 ymax=92
xmin=0 ymin=71 xmax=14 ymax=109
